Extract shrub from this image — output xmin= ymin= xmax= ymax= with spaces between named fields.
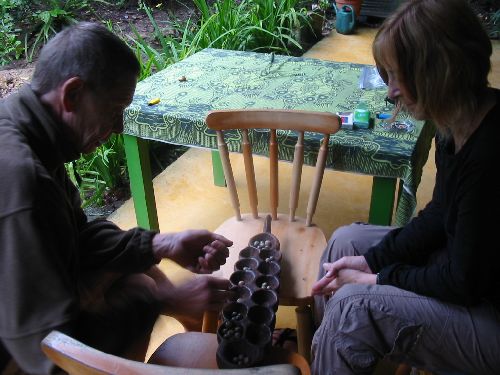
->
xmin=67 ymin=134 xmax=128 ymax=208
xmin=24 ymin=0 xmax=90 ymax=62
xmin=66 ymin=0 xmax=311 ymax=208
xmin=70 ymin=0 xmax=312 ymax=207
xmin=124 ymin=0 xmax=311 ymax=75
xmin=0 ymin=0 xmax=23 ymax=65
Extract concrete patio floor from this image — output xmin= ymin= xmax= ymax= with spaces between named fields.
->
xmin=108 ymin=26 xmax=500 ymax=362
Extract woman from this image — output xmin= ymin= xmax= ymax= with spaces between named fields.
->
xmin=311 ymin=0 xmax=500 ymax=374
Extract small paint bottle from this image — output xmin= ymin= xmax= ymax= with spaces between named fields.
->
xmin=353 ymin=101 xmax=370 ymax=129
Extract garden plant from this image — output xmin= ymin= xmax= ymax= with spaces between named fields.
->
xmin=0 ymin=0 xmax=313 ymax=208
xmin=1 ymin=0 xmax=497 ymax=209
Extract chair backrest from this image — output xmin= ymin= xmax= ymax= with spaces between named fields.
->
xmin=206 ymin=109 xmax=341 ymax=226
xmin=41 ymin=331 xmax=300 ymax=375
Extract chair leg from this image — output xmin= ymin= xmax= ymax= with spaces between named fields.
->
xmin=395 ymin=364 xmax=437 ymax=375
xmin=202 ymin=311 xmax=219 ymax=333
xmin=395 ymin=363 xmax=413 ymax=375
xmin=295 ymin=306 xmax=313 ymax=363
xmin=0 ymin=343 xmax=10 ymax=373
xmin=121 ymin=333 xmax=151 ymax=362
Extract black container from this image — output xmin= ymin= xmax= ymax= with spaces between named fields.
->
xmin=216 ymin=215 xmax=281 ymax=369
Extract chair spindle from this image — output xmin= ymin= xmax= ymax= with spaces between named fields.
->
xmin=289 ymin=131 xmax=304 ymax=222
xmin=270 ymin=129 xmax=279 ymax=220
xmin=306 ymin=134 xmax=330 ymax=226
xmin=242 ymin=129 xmax=258 ymax=219
xmin=216 ymin=130 xmax=241 ymax=221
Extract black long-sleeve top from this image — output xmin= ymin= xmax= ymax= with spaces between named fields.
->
xmin=364 ymin=89 xmax=500 ymax=307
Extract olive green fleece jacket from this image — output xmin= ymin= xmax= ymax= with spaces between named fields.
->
xmin=0 ymin=85 xmax=157 ymax=372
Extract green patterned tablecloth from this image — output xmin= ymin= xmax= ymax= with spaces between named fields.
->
xmin=124 ymin=48 xmax=435 ymax=226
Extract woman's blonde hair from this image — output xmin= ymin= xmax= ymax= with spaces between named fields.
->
xmin=373 ymin=0 xmax=491 ymax=134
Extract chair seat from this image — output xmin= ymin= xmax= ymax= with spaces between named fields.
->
xmin=148 ymin=332 xmax=310 ymax=375
xmin=213 ymin=213 xmax=326 ymax=305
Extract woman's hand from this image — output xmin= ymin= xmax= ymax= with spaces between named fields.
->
xmin=311 ymin=255 xmax=375 ymax=296
xmin=324 ymin=255 xmax=372 ymax=278
xmin=152 ymin=230 xmax=233 ymax=273
xmin=312 ymin=269 xmax=376 ymax=295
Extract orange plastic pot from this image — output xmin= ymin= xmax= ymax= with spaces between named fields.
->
xmin=334 ymin=0 xmax=363 ymax=18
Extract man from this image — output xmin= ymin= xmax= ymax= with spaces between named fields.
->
xmin=0 ymin=22 xmax=233 ymax=374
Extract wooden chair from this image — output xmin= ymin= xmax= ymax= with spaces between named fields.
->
xmin=41 ymin=331 xmax=302 ymax=375
xmin=204 ymin=109 xmax=341 ymax=362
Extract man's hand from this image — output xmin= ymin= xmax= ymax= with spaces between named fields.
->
xmin=160 ymin=276 xmax=232 ymax=317
xmin=152 ymin=230 xmax=233 ymax=273
xmin=311 ymin=255 xmax=375 ymax=296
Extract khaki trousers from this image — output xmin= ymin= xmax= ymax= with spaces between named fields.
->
xmin=312 ymin=223 xmax=500 ymax=375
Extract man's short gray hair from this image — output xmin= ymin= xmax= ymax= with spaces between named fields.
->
xmin=31 ymin=22 xmax=140 ymax=95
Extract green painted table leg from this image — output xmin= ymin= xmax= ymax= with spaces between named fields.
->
xmin=123 ymin=134 xmax=159 ymax=231
xmin=369 ymin=176 xmax=397 ymax=226
xmin=211 ymin=150 xmax=226 ymax=187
